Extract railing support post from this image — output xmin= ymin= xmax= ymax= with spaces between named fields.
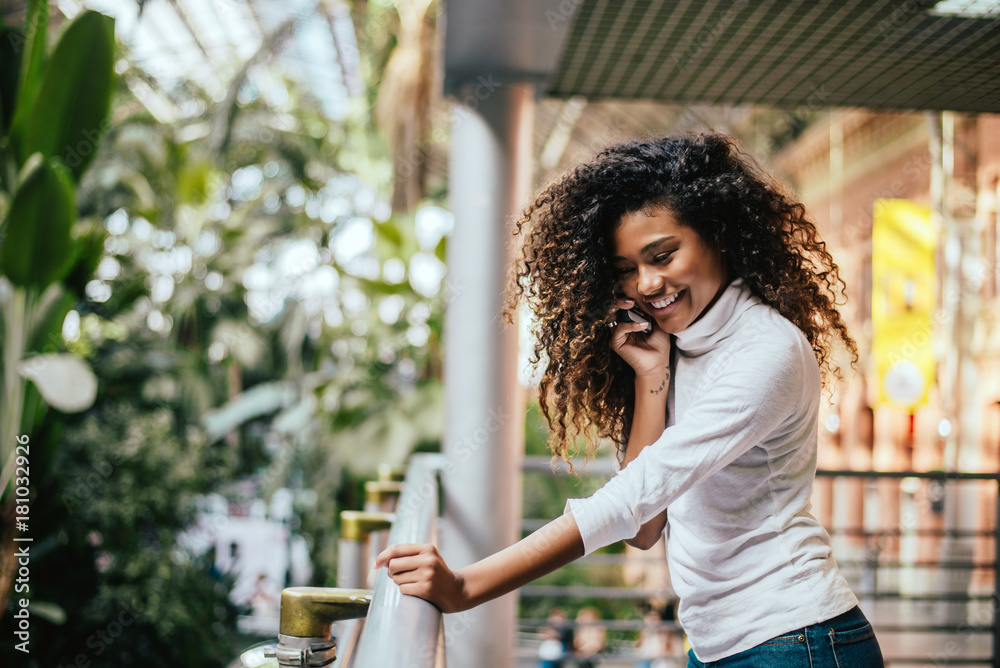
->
xmin=338 ymin=511 xmax=393 ymax=589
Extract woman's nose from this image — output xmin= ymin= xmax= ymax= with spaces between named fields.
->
xmin=636 ymin=266 xmax=662 ymax=296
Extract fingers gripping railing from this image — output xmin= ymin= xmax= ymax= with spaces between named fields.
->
xmin=238 ymin=455 xmax=444 ymax=668
xmin=352 ymin=453 xmax=446 ymax=668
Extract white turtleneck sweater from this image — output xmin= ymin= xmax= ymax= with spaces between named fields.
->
xmin=564 ymin=277 xmax=858 ymax=662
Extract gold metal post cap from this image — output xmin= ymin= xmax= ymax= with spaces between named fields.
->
xmin=364 ymin=480 xmax=402 ymax=505
xmin=339 ymin=510 xmax=393 ymax=541
xmin=279 ymin=587 xmax=372 ymax=639
xmin=377 ymin=463 xmax=405 ymax=482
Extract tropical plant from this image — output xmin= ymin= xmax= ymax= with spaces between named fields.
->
xmin=0 ymin=0 xmax=115 ymax=619
xmin=0 ymin=5 xmax=455 ymax=662
xmin=69 ymin=17 xmax=453 ymax=586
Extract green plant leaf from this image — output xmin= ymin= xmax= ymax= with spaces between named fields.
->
xmin=22 ymin=10 xmax=115 ymax=181
xmin=0 ymin=27 xmax=24 ymax=139
xmin=27 ymin=283 xmax=74 ymax=355
xmin=175 ymin=160 xmax=216 ymax=205
xmin=62 ymin=217 xmax=108 ymax=299
xmin=0 ymin=155 xmax=76 ymax=287
xmin=6 ymin=0 xmax=47 ymax=159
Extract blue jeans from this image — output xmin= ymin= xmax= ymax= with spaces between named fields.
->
xmin=686 ymin=606 xmax=884 ymax=667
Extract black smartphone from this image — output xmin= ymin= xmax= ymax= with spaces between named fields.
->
xmin=618 ymin=305 xmax=653 ymax=330
xmin=613 ymin=283 xmax=654 ymax=331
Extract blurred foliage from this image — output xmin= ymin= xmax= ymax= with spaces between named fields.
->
xmin=1 ymin=0 xmax=114 ymax=640
xmin=0 ymin=401 xmax=240 ymax=666
xmin=2 ymin=0 xmax=451 ymax=664
xmin=65 ymin=20 xmax=452 ymax=594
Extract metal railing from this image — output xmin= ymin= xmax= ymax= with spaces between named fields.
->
xmin=349 ymin=453 xmax=446 ymax=668
xmin=241 ymin=455 xmax=445 ymax=668
xmin=815 ymin=470 xmax=999 ymax=668
xmin=519 ymin=457 xmax=1000 ymax=667
xmin=253 ymin=457 xmax=997 ymax=666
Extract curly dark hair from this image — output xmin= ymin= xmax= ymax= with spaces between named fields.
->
xmin=502 ymin=131 xmax=857 ymax=465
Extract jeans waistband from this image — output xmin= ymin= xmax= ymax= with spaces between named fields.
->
xmin=782 ymin=605 xmax=866 ymax=639
xmin=821 ymin=605 xmax=866 ymax=628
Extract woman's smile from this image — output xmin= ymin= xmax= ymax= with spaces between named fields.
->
xmin=647 ymin=287 xmax=685 ymax=312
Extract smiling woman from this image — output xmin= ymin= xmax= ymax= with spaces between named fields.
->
xmin=375 ymin=132 xmax=884 ymax=668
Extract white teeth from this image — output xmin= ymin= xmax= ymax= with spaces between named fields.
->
xmin=650 ymin=290 xmax=683 ymax=309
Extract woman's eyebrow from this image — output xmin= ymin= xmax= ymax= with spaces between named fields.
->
xmin=611 ymin=235 xmax=677 ymax=261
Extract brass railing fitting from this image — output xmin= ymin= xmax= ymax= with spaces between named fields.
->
xmin=364 ymin=480 xmax=402 ymax=507
xmin=339 ymin=510 xmax=393 ymax=542
xmin=377 ymin=463 xmax=406 ymax=482
xmin=278 ymin=587 xmax=371 ymax=640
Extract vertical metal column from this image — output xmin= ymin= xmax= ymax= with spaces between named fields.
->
xmin=441 ymin=82 xmax=532 ymax=668
xmin=929 ymin=112 xmax=978 ymax=626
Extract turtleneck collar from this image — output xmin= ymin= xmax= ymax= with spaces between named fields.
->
xmin=673 ymin=277 xmax=760 ymax=356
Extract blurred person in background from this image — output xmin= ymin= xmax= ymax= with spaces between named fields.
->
xmin=635 ymin=609 xmax=674 ymax=668
xmin=538 ymin=607 xmax=573 ymax=668
xmin=574 ymin=607 xmax=606 ymax=668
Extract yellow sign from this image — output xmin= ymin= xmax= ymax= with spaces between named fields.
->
xmin=871 ymin=199 xmax=936 ymax=409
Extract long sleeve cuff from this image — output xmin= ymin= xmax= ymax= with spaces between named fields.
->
xmin=564 ymin=483 xmax=640 ymax=555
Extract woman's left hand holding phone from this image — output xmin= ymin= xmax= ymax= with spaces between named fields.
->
xmin=610 ymin=295 xmax=672 ymax=383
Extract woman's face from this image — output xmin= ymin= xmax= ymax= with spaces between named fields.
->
xmin=610 ymin=205 xmax=730 ymax=334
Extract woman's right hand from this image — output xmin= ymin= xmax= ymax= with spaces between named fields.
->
xmin=375 ymin=543 xmax=470 ymax=613
xmin=375 ymin=514 xmax=585 ymax=616
xmin=609 ymin=295 xmax=672 ymax=383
